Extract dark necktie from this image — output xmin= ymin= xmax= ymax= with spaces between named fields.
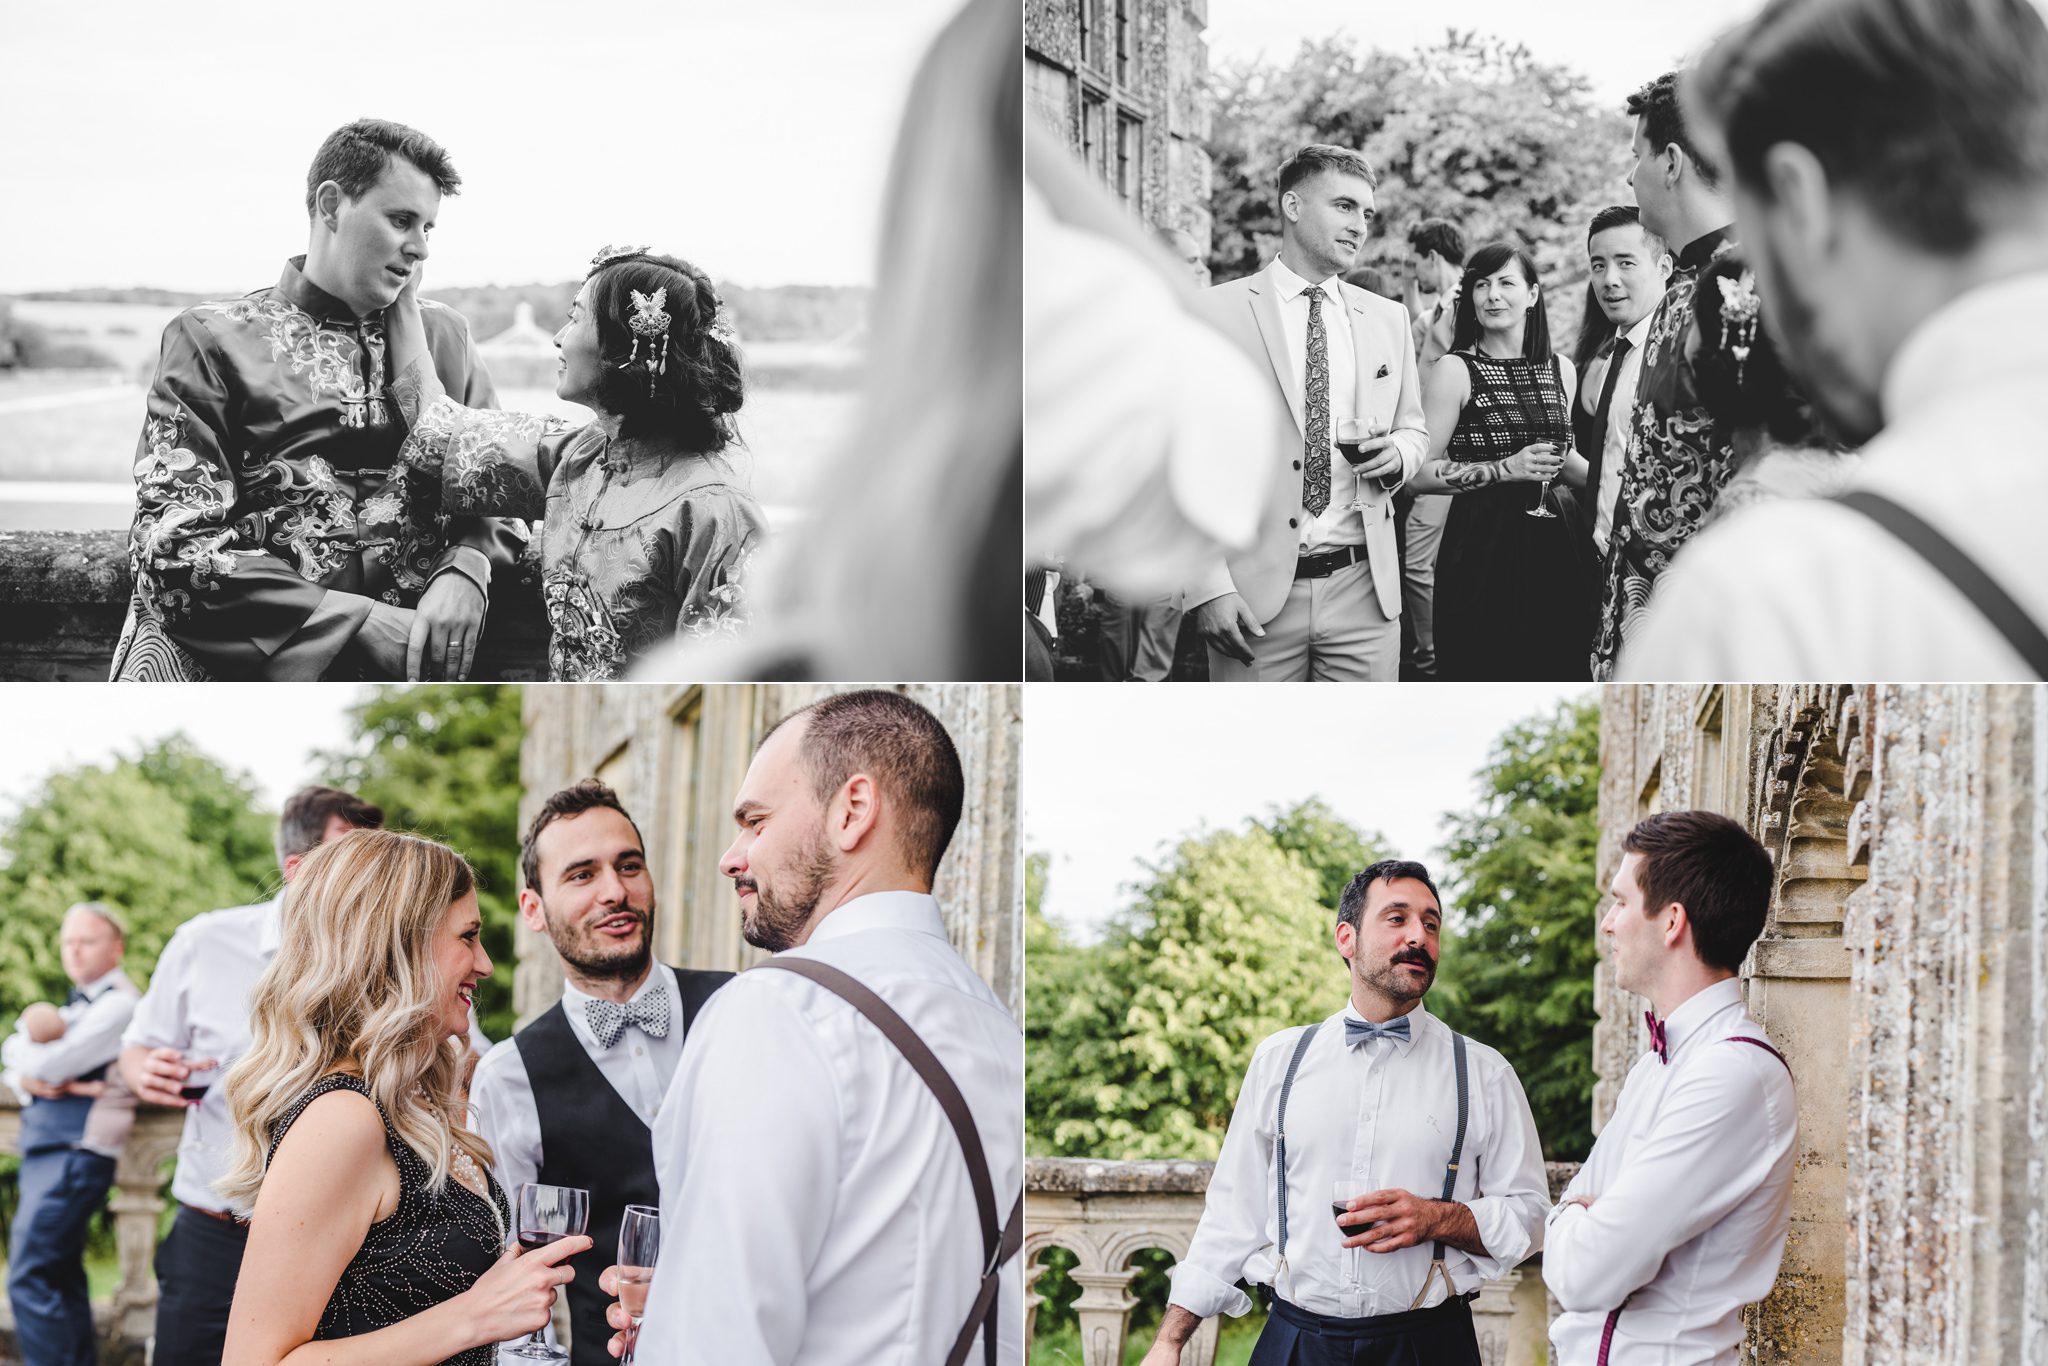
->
xmin=64 ymin=988 xmax=88 ymax=1008
xmin=1344 ymin=1015 xmax=1411 ymax=1047
xmin=1644 ymin=1009 xmax=1669 ymax=1064
xmin=1302 ymin=287 xmax=1332 ymax=517
xmin=1584 ymin=334 xmax=1634 ymax=538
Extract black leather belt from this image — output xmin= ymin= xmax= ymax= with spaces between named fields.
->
xmin=1294 ymin=544 xmax=1368 ymax=581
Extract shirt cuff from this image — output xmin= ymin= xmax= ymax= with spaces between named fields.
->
xmin=1167 ymin=1260 xmax=1255 ymax=1319
xmin=1463 ymin=1195 xmax=1534 ymax=1277
xmin=430 ymin=545 xmax=494 ymax=602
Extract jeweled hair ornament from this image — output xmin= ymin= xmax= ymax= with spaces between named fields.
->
xmin=1716 ymin=271 xmax=1762 ymax=387
xmin=625 ymin=287 xmax=671 ymax=395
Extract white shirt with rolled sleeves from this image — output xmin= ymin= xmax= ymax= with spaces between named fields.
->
xmin=1168 ymin=1003 xmax=1548 ymax=1322
xmin=1543 ymin=978 xmax=1797 ymax=1365
xmin=632 ymin=891 xmax=1023 ymax=1366
xmin=467 ymin=961 xmax=687 ymax=1198
xmin=119 ymin=898 xmax=280 ymax=1214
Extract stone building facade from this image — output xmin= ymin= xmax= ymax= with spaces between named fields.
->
xmin=514 ymin=683 xmax=1022 ymax=1024
xmin=1597 ymin=685 xmax=2048 ymax=1364
xmin=1024 ymin=0 xmax=1215 ymax=249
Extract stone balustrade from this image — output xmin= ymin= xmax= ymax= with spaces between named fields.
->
xmin=1025 ymin=1157 xmax=1581 ymax=1366
xmin=0 ymin=1101 xmax=189 ymax=1366
xmin=0 ymin=528 xmax=549 ymax=680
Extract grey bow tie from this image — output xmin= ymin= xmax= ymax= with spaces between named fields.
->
xmin=1345 ymin=1015 xmax=1411 ymax=1048
xmin=583 ymin=980 xmax=671 ymax=1049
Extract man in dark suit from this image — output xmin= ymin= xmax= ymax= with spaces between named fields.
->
xmin=470 ymin=781 xmax=732 ymax=1365
xmin=1185 ymin=145 xmax=1427 ymax=682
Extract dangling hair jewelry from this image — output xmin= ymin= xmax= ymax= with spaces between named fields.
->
xmin=624 ymin=286 xmax=671 ymax=396
xmin=1715 ymin=271 xmax=1762 ymax=388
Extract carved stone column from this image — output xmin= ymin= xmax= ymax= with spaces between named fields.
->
xmin=1072 ymin=1267 xmax=1140 ymax=1366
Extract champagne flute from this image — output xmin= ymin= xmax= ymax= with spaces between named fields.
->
xmin=616 ymin=1204 xmax=661 ymax=1365
xmin=1526 ymin=441 xmax=1562 ymax=519
xmin=503 ymin=1184 xmax=590 ymax=1362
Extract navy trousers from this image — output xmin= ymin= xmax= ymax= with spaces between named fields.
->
xmin=150 ymin=1206 xmax=248 ymax=1366
xmin=1247 ymin=1294 xmax=1483 ymax=1366
xmin=7 ymin=1146 xmax=117 ymax=1366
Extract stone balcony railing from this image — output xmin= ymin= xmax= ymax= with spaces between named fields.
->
xmin=0 ymin=1101 xmax=188 ymax=1366
xmin=1025 ymin=1157 xmax=1582 ymax=1366
xmin=0 ymin=529 xmax=549 ymax=681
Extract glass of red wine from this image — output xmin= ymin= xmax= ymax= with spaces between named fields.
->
xmin=504 ymin=1183 xmax=590 ymax=1362
xmin=1332 ymin=1179 xmax=1375 ymax=1283
xmin=180 ymin=1056 xmax=230 ymax=1149
xmin=1336 ymin=417 xmax=1392 ymax=514
xmin=615 ymin=1204 xmax=660 ymax=1364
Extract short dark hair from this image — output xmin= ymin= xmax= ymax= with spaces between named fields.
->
xmin=276 ymin=786 xmax=383 ymax=866
xmin=1449 ymin=242 xmax=1554 ymax=361
xmin=1689 ymin=0 xmax=2048 ymax=254
xmin=304 ymin=118 xmax=461 ymax=217
xmin=521 ymin=780 xmax=645 ymax=893
xmin=1277 ymin=144 xmax=1378 ymax=205
xmin=766 ymin=690 xmax=965 ymax=882
xmin=1407 ymin=218 xmax=1467 ymax=266
xmin=1337 ymin=859 xmax=1443 ymax=936
xmin=1573 ymin=206 xmax=1671 ymax=369
xmin=1627 ymin=71 xmax=1720 ymax=189
xmin=1622 ymin=810 xmax=1774 ymax=974
xmin=582 ymin=251 xmax=745 ymax=450
xmin=1586 ymin=204 xmax=1666 ymax=259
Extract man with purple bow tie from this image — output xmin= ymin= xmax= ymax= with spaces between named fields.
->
xmin=1544 ymin=811 xmax=1797 ymax=1365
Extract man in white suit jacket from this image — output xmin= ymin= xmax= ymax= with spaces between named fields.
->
xmin=1187 ymin=144 xmax=1429 ymax=681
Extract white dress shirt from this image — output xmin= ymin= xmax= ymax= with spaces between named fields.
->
xmin=120 ymin=899 xmax=280 ymax=1213
xmin=635 ymin=891 xmax=1023 ymax=1366
xmin=468 ymin=961 xmax=688 ymax=1200
xmin=1168 ymin=1003 xmax=1548 ymax=1322
xmin=1544 ymin=979 xmax=1797 ymax=1365
xmin=3 ymin=968 xmax=138 ymax=1100
xmin=1582 ymin=309 xmax=1657 ymax=554
xmin=1619 ymin=269 xmax=2048 ymax=679
xmin=1266 ymin=256 xmax=1364 ymax=551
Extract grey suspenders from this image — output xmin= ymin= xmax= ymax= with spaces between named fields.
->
xmin=1593 ymin=1034 xmax=1792 ymax=1366
xmin=1272 ymin=1020 xmax=1470 ymax=1311
xmin=753 ymin=958 xmax=1021 ymax=1366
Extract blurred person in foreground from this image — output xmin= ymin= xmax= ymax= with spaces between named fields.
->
xmin=3 ymin=903 xmax=140 ymax=1366
xmin=642 ymin=0 xmax=1019 ymax=681
xmin=1589 ymin=73 xmax=1741 ymax=679
xmin=218 ymin=830 xmax=586 ymax=1365
xmin=594 ymin=690 xmax=1023 ymax=1364
xmin=386 ymin=248 xmax=765 ymax=681
xmin=1184 ymin=144 xmax=1428 ymax=682
xmin=1622 ymin=0 xmax=2048 ymax=679
xmin=111 ymin=118 xmax=524 ymax=683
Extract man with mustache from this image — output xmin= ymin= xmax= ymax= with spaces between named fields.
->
xmin=1620 ymin=0 xmax=2048 ymax=679
xmin=1185 ymin=144 xmax=1428 ymax=682
xmin=111 ymin=117 xmax=523 ymax=682
xmin=1141 ymin=860 xmax=1547 ymax=1366
xmin=469 ymin=780 xmax=732 ymax=1365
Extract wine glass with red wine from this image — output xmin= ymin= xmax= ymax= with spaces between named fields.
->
xmin=503 ymin=1183 xmax=590 ymax=1362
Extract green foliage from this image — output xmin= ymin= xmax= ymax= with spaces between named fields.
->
xmin=315 ymin=685 xmax=526 ymax=1042
xmin=1208 ymin=30 xmax=1633 ymax=348
xmin=1026 ymin=801 xmax=1389 ymax=1162
xmin=1430 ymin=695 xmax=1602 ymax=1159
xmin=0 ymin=736 xmax=277 ymax=1014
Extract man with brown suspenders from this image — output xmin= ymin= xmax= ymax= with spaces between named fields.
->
xmin=603 ymin=690 xmax=1023 ymax=1365
xmin=1545 ymin=812 xmax=1798 ymax=1364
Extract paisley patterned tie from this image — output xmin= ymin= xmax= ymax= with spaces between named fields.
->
xmin=583 ymin=978 xmax=672 ymax=1049
xmin=1302 ymin=286 xmax=1332 ymax=517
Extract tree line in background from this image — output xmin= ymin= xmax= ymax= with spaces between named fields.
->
xmin=1207 ymin=30 xmax=1634 ymax=348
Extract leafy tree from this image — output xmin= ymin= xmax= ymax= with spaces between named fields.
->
xmin=1431 ymin=695 xmax=1601 ymax=1159
xmin=1208 ymin=30 xmax=1632 ymax=348
xmin=1263 ymin=796 xmax=1392 ymax=909
xmin=315 ymin=685 xmax=526 ymax=1042
xmin=0 ymin=737 xmax=277 ymax=1015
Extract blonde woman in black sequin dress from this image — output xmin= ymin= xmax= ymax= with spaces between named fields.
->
xmin=217 ymin=830 xmax=591 ymax=1366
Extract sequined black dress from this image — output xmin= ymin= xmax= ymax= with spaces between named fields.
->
xmin=267 ymin=1073 xmax=510 ymax=1365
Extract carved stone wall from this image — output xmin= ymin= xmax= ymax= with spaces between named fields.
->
xmin=517 ymin=683 xmax=1021 ymax=1023
xmin=1599 ymin=685 xmax=2048 ymax=1364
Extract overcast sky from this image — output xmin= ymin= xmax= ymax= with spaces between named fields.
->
xmin=0 ymin=685 xmax=367 ymax=820
xmin=1025 ymin=684 xmax=1592 ymax=941
xmin=0 ymin=0 xmax=961 ymax=293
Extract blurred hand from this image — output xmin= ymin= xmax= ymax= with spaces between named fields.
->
xmin=132 ymin=1047 xmax=210 ymax=1108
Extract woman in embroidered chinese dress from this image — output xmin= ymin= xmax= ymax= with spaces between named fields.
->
xmin=387 ymin=248 xmax=765 ymax=680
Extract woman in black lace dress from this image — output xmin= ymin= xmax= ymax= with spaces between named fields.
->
xmin=217 ymin=830 xmax=591 ymax=1365
xmin=1410 ymin=242 xmax=1596 ymax=680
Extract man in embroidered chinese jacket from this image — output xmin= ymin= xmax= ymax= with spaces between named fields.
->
xmin=110 ymin=118 xmax=524 ymax=681
xmin=1588 ymin=73 xmax=1741 ymax=680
